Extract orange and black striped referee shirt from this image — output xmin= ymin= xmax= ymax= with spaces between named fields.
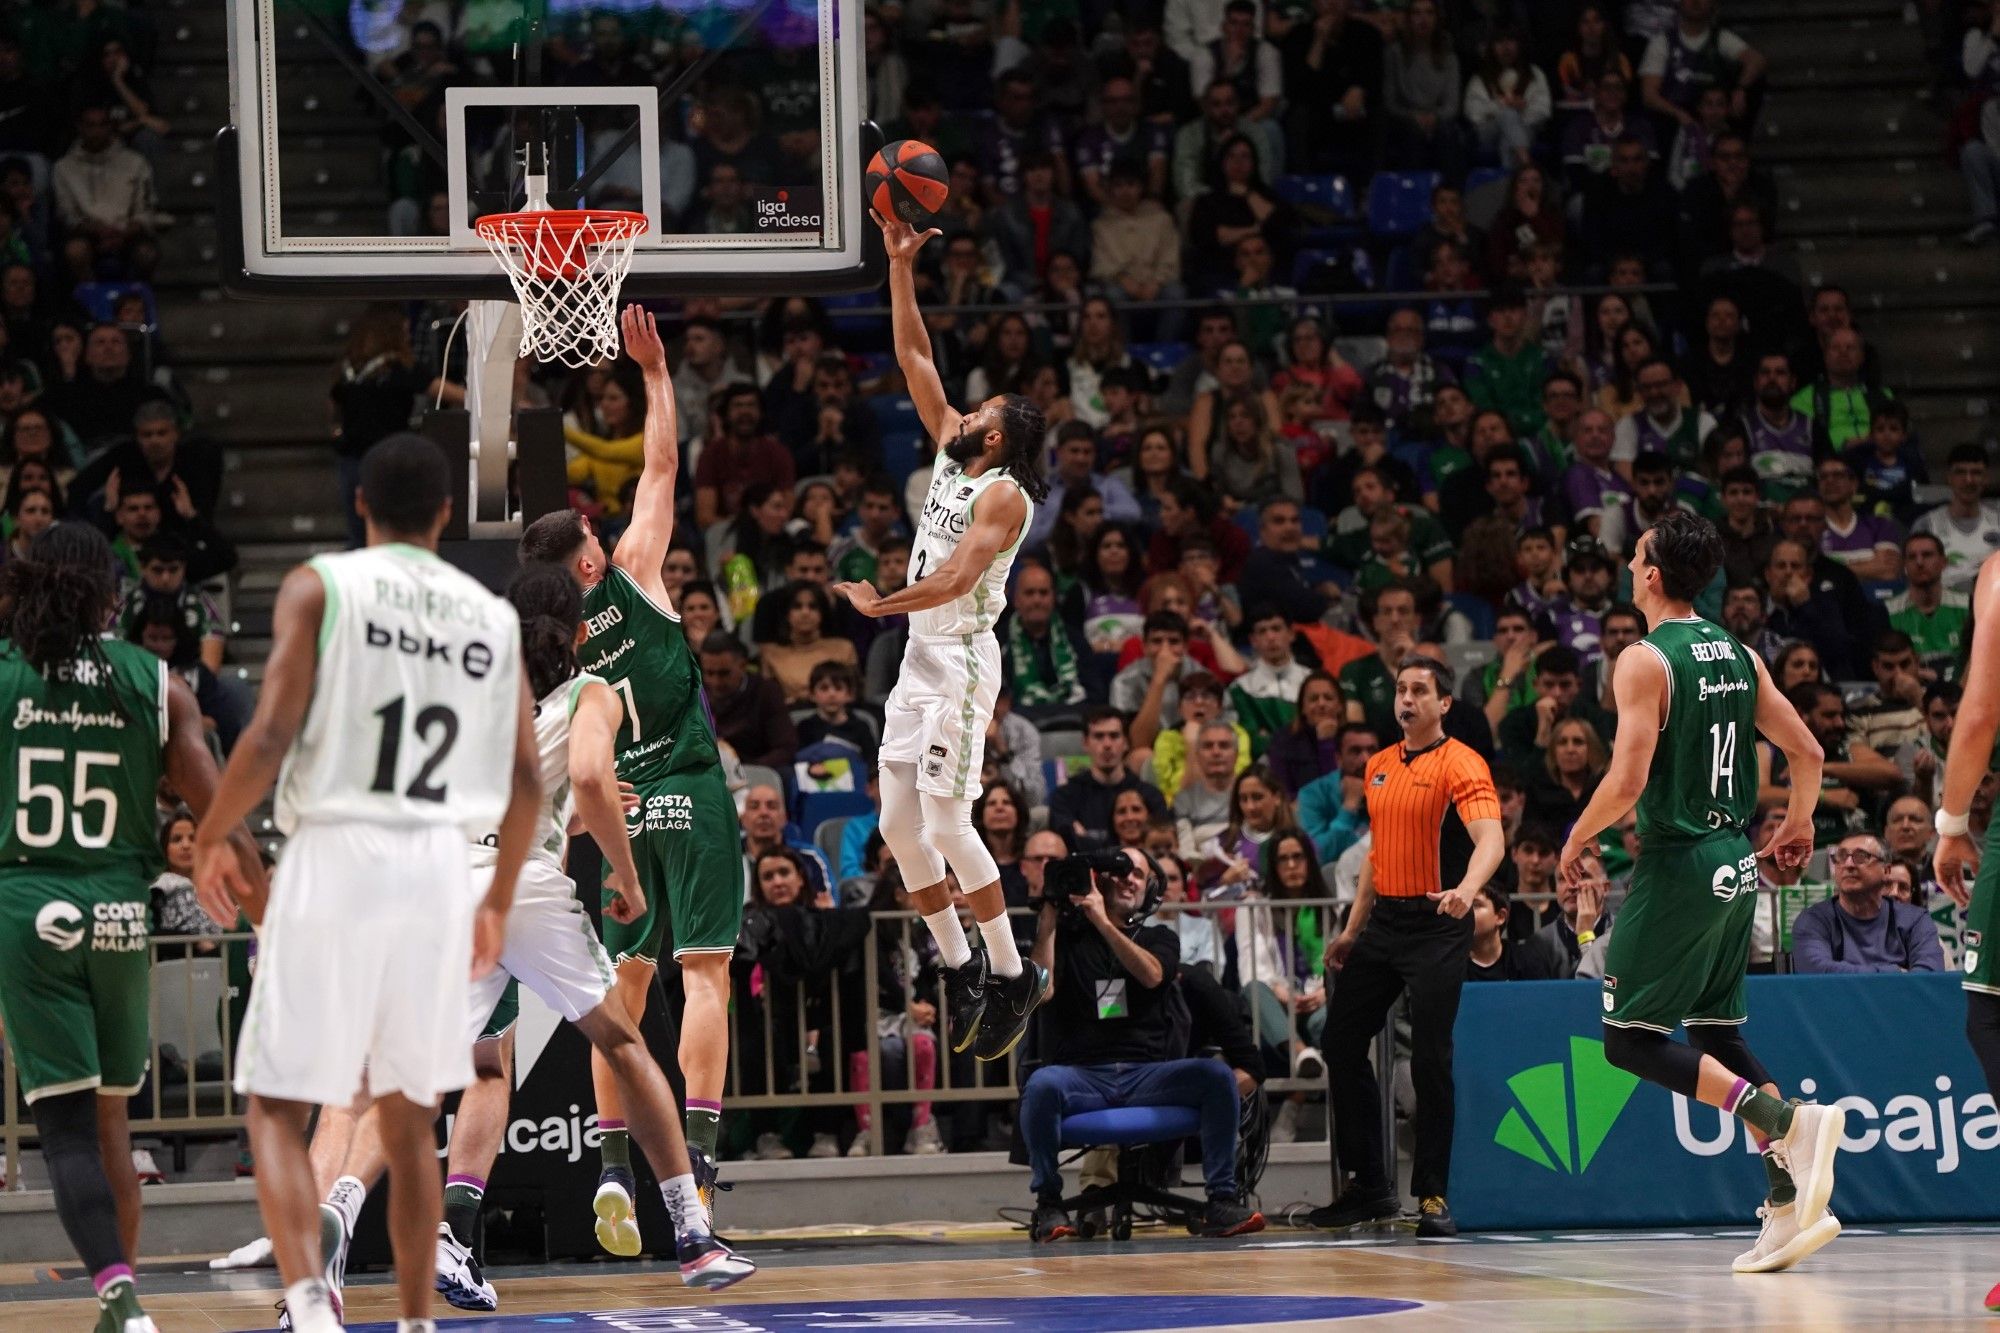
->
xmin=1364 ymin=737 xmax=1502 ymax=898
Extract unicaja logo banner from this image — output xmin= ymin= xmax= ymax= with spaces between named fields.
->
xmin=1493 ymin=1036 xmax=1640 ymax=1174
xmin=1453 ymin=974 xmax=2000 ymax=1229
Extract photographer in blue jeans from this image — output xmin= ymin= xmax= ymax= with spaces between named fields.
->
xmin=1019 ymin=847 xmax=1265 ymax=1242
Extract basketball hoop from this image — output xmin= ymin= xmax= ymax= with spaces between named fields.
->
xmin=475 ymin=207 xmax=648 ymax=368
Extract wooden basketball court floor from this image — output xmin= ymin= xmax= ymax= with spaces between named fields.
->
xmin=2 ymin=1221 xmax=1997 ymax=1331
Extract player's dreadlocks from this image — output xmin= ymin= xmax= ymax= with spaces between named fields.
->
xmin=508 ymin=561 xmax=584 ymax=700
xmin=993 ymin=393 xmax=1049 ymax=503
xmin=0 ymin=522 xmax=122 ymax=681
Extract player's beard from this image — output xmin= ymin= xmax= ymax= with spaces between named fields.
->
xmin=944 ymin=427 xmax=985 ymax=466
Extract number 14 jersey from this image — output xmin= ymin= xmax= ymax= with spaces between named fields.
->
xmin=1633 ymin=614 xmax=1760 ymax=844
xmin=274 ymin=544 xmax=521 ymax=839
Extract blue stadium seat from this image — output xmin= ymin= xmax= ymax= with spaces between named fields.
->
xmin=796 ymin=789 xmax=875 ymax=837
xmin=1463 ymin=165 xmax=1510 ymax=197
xmin=1129 ymin=341 xmax=1188 ymax=376
xmin=1233 ymin=504 xmax=1261 ymax=536
xmin=880 ymin=430 xmax=925 ymax=487
xmin=850 ymin=350 xmax=895 ymax=384
xmin=1298 ymin=506 xmax=1327 ymax=540
xmin=1383 ymin=244 xmax=1418 ymax=293
xmin=1365 ymin=171 xmax=1441 ymax=241
xmin=74 ymin=281 xmax=156 ymax=325
xmin=1272 ymin=173 xmax=1353 ymax=217
xmin=1448 ymin=593 xmax=1496 ymax=639
xmin=823 ymin=289 xmax=889 ymax=345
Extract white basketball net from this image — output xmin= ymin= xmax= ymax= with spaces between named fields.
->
xmin=475 ymin=209 xmax=648 ymax=368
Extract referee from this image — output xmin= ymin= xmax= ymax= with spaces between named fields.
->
xmin=1309 ymin=654 xmax=1504 ymax=1238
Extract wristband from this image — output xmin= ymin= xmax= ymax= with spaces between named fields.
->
xmin=1575 ymin=929 xmax=1596 ymax=946
xmin=1938 ymin=810 xmax=1972 ymax=839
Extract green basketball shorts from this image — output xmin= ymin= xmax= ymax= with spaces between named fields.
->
xmin=600 ymin=768 xmax=746 ymax=965
xmin=1601 ymin=829 xmax=1758 ymax=1034
xmin=0 ymin=870 xmax=152 ymax=1103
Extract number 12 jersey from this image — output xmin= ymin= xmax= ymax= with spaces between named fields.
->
xmin=274 ymin=544 xmax=522 ymax=839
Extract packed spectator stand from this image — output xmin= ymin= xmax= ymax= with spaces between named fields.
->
xmin=5 ymin=0 xmax=2000 ymax=1179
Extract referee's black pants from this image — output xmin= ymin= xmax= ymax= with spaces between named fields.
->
xmin=1324 ymin=896 xmax=1472 ymax=1201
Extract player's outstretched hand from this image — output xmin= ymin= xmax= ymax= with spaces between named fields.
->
xmin=1753 ymin=813 xmax=1815 ymax=874
xmin=1935 ymin=831 xmax=1981 ymax=908
xmin=191 ymin=828 xmax=250 ymax=929
xmin=831 ymin=579 xmax=883 ymax=617
xmin=620 ymin=304 xmax=668 ymax=376
xmin=1558 ymin=834 xmax=1604 ymax=892
xmin=604 ymin=869 xmax=647 ymax=924
xmin=871 ymin=208 xmax=940 ymax=262
xmin=618 ymin=779 xmax=640 ymax=816
xmin=471 ymin=901 xmax=507 ymax=978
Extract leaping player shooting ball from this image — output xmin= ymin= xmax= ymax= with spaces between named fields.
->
xmin=830 ymin=208 xmax=1052 ymax=1059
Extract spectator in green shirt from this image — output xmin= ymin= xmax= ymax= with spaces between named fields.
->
xmin=1338 ymin=580 xmax=1421 ymax=742
xmin=1790 ymin=326 xmax=1884 ymax=451
xmin=1326 ymin=463 xmax=1455 ymax=589
xmin=1464 ymin=285 xmax=1549 ymax=436
xmin=1886 ymin=532 xmax=1970 ymax=680
xmin=830 ymin=473 xmax=908 ymax=584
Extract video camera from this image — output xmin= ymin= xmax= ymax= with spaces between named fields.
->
xmin=1043 ymin=847 xmax=1166 ymax=926
xmin=1043 ymin=848 xmax=1141 ymax=903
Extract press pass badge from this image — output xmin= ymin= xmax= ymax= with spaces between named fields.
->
xmin=1095 ymin=977 xmax=1129 ymax=1020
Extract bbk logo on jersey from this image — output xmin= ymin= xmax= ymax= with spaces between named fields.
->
xmin=35 ymin=900 xmax=84 ymax=950
xmin=643 ymin=792 xmax=693 ymax=833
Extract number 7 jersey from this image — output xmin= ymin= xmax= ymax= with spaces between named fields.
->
xmin=1633 ymin=614 xmax=1760 ymax=843
xmin=274 ymin=544 xmax=522 ymax=839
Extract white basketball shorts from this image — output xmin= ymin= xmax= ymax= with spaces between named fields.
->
xmin=235 ymin=820 xmax=476 ymax=1108
xmin=879 ymin=632 xmax=1002 ymax=800
xmin=463 ymin=859 xmax=615 ymax=1044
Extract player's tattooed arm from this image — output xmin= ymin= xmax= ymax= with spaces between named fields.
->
xmin=833 ymin=482 xmax=1026 ymax=619
xmin=874 ymin=208 xmax=961 ymax=446
xmin=611 ymin=305 xmax=679 ymax=603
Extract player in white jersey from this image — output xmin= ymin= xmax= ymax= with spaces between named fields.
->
xmin=832 ymin=208 xmax=1053 ymax=1062
xmin=195 ymin=435 xmax=542 ymax=1333
xmin=304 ymin=565 xmax=754 ymax=1319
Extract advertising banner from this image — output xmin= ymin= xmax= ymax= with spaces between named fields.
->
xmin=1453 ymin=973 xmax=2000 ymax=1228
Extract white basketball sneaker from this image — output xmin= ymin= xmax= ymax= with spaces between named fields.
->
xmin=1778 ymin=1102 xmax=1848 ymax=1227
xmin=1732 ymin=1201 xmax=1842 ymax=1273
xmin=209 ymin=1235 xmax=276 ymax=1270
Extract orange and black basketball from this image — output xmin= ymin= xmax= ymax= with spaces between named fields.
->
xmin=865 ymin=139 xmax=950 ymax=226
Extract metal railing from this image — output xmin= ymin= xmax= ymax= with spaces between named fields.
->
xmin=0 ymin=899 xmax=1411 ymax=1182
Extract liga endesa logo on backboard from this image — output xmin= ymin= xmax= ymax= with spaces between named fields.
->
xmin=753 ymin=185 xmax=824 ymax=229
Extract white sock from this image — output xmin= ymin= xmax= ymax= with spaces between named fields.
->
xmin=285 ymin=1278 xmax=336 ymax=1331
xmin=325 ymin=1175 xmax=366 ymax=1237
xmin=662 ymin=1172 xmax=709 ymax=1238
xmin=980 ymin=915 xmax=1023 ymax=979
xmin=395 ymin=1321 xmax=437 ymax=1333
xmin=924 ymin=907 xmax=973 ymax=968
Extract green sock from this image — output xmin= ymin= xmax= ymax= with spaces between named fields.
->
xmin=1729 ymin=1085 xmax=1795 ymax=1139
xmin=599 ymin=1124 xmax=631 ymax=1171
xmin=1762 ymin=1148 xmax=1797 ymax=1207
xmin=443 ymin=1179 xmax=485 ymax=1247
xmin=685 ymin=1104 xmax=722 ymax=1160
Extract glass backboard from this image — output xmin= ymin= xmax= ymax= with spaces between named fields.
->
xmin=219 ymin=0 xmax=874 ymax=298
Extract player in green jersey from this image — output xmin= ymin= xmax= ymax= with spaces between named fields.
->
xmin=1932 ymin=543 xmax=2000 ymax=1312
xmin=0 ymin=522 xmax=266 ymax=1333
xmin=519 ymin=306 xmax=741 ymax=1250
xmin=1558 ymin=510 xmax=1848 ymax=1275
